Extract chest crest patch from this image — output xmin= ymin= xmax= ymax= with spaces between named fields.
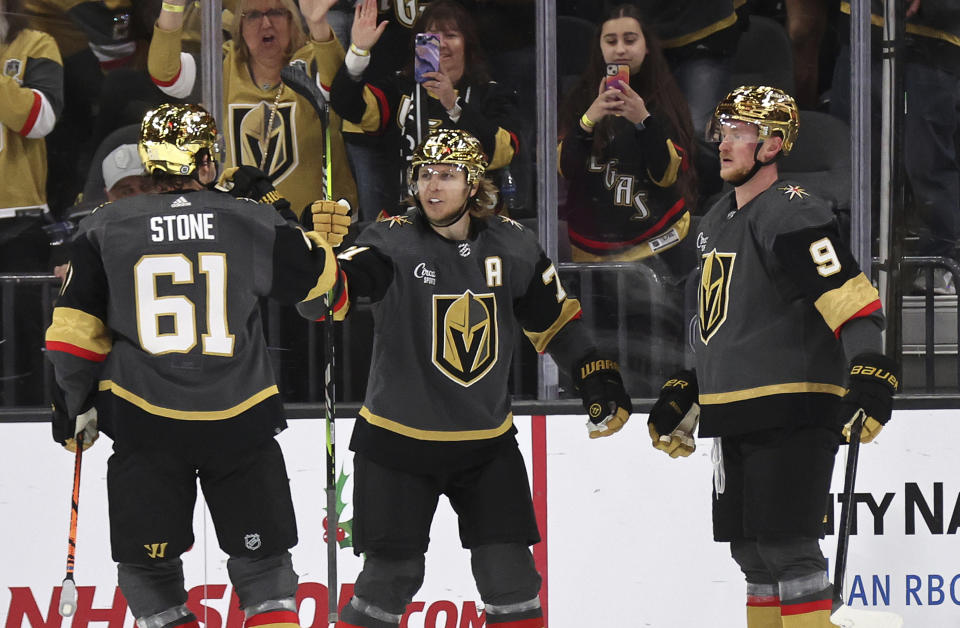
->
xmin=699 ymin=249 xmax=736 ymax=345
xmin=432 ymin=290 xmax=498 ymax=386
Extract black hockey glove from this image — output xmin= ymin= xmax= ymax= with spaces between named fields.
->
xmin=647 ymin=369 xmax=699 ymax=458
xmin=215 ymin=165 xmax=293 ymax=216
xmin=51 ymin=387 xmax=98 ymax=452
xmin=839 ymin=353 xmax=900 ymax=443
xmin=573 ymin=355 xmax=632 ymax=439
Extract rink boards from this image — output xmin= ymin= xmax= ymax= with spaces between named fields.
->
xmin=1 ymin=409 xmax=958 ymax=627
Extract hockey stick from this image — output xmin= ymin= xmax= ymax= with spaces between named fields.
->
xmin=281 ymin=61 xmax=339 ymax=624
xmin=58 ymin=432 xmax=84 ymax=617
xmin=830 ymin=410 xmax=904 ymax=628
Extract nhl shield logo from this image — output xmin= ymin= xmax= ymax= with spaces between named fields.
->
xmin=432 ymin=290 xmax=498 ymax=386
xmin=244 ymin=533 xmax=262 ymax=551
xmin=699 ymin=249 xmax=736 ymax=345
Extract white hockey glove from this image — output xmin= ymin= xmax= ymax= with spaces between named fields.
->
xmin=647 ymin=369 xmax=699 ymax=458
xmin=52 ymin=406 xmax=98 ymax=452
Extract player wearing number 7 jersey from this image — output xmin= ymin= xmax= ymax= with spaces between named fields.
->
xmin=44 ymin=104 xmax=343 ymax=628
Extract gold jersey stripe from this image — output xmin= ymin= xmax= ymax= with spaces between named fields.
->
xmin=570 ymin=212 xmax=690 ymax=262
xmin=649 ymin=138 xmax=682 ymax=188
xmin=359 ymin=406 xmax=514 ymax=441
xmin=840 ymin=2 xmax=960 ymax=47
xmin=301 ymin=232 xmax=338 ymax=303
xmin=661 ymin=12 xmax=738 ymax=49
xmin=98 ymin=380 xmax=279 ymax=420
xmin=523 ymin=297 xmax=582 ymax=353
xmin=814 ymin=273 xmax=880 ymax=332
xmin=45 ymin=307 xmax=113 ymax=356
xmin=699 ymin=382 xmax=847 ymax=405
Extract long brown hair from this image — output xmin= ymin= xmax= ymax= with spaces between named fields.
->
xmin=230 ymin=0 xmax=307 ymax=66
xmin=558 ymin=4 xmax=698 ymax=209
xmin=405 ymin=0 xmax=491 ymax=86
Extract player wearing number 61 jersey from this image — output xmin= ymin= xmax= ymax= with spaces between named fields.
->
xmin=44 ymin=104 xmax=341 ymax=628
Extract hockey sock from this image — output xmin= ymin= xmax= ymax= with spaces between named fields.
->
xmin=245 ymin=609 xmax=300 ymax=628
xmin=780 ymin=584 xmax=834 ymax=628
xmin=483 ymin=618 xmax=543 ymax=627
xmin=135 ymin=606 xmax=199 ymax=628
xmin=747 ymin=584 xmax=781 ymax=628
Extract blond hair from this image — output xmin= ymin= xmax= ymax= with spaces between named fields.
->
xmin=230 ymin=0 xmax=307 ymax=66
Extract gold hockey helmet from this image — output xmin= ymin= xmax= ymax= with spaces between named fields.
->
xmin=708 ymin=85 xmax=799 ymax=155
xmin=139 ymin=103 xmax=220 ymax=176
xmin=410 ymin=129 xmax=488 ymax=186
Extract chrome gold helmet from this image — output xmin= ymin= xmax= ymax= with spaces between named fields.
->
xmin=708 ymin=85 xmax=799 ymax=155
xmin=139 ymin=103 xmax=220 ymax=176
xmin=409 ymin=128 xmax=488 ymax=186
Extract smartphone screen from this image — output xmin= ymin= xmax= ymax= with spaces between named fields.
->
xmin=605 ymin=64 xmax=630 ymax=91
xmin=414 ymin=33 xmax=441 ymax=83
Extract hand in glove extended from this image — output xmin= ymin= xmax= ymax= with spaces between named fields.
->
xmin=574 ymin=356 xmax=632 ymax=439
xmin=52 ymin=404 xmax=98 ymax=452
xmin=840 ymin=353 xmax=899 ymax=443
xmin=311 ymin=199 xmax=352 ymax=247
xmin=647 ymin=369 xmax=699 ymax=458
xmin=216 ymin=165 xmax=291 ymax=213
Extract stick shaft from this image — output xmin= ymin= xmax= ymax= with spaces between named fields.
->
xmin=66 ymin=432 xmax=84 ymax=578
xmin=833 ymin=410 xmax=864 ymax=605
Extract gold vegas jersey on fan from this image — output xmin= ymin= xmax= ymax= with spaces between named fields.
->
xmin=0 ymin=28 xmax=63 ymax=211
xmin=45 ymin=190 xmax=335 ymax=448
xmin=148 ymin=25 xmax=358 ymax=216
xmin=693 ymin=180 xmax=883 ymax=437
xmin=299 ymin=210 xmax=585 ymax=471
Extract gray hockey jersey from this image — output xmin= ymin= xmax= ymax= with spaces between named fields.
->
xmin=694 ymin=181 xmax=883 ymax=436
xmin=46 ymin=189 xmax=334 ymax=447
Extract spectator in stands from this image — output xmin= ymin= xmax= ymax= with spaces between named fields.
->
xmin=832 ymin=0 xmax=959 ymax=295
xmin=148 ymin=0 xmax=358 ymax=218
xmin=628 ymin=0 xmax=746 ymax=137
xmin=1 ymin=0 xmax=64 ymax=405
xmin=102 ymin=143 xmax=154 ymax=201
xmin=557 ymin=3 xmax=697 ymax=273
xmin=785 ymin=0 xmax=830 ymax=110
xmin=331 ymin=0 xmax=520 ymax=221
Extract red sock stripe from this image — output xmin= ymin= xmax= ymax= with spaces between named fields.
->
xmin=747 ymin=595 xmax=781 ymax=608
xmin=333 ymin=623 xmax=364 ymax=628
xmin=245 ymin=610 xmax=300 ymax=628
xmin=485 ymin=619 xmax=543 ymax=628
xmin=780 ymin=598 xmax=833 ymax=616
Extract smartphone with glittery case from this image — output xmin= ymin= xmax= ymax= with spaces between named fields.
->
xmin=605 ymin=63 xmax=629 ymax=91
xmin=414 ymin=32 xmax=441 ymax=82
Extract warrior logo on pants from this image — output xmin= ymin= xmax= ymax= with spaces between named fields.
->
xmin=699 ymin=249 xmax=736 ymax=345
xmin=432 ymin=290 xmax=498 ymax=386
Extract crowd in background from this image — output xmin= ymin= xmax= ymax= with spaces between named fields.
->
xmin=1 ymin=0 xmax=958 ymax=404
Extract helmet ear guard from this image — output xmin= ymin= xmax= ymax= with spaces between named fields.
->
xmin=708 ymin=85 xmax=798 ymax=154
xmin=139 ymin=103 xmax=220 ymax=177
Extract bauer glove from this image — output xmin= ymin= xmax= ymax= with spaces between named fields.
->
xmin=311 ymin=199 xmax=352 ymax=247
xmin=647 ymin=369 xmax=699 ymax=458
xmin=573 ymin=355 xmax=632 ymax=439
xmin=52 ymin=403 xmax=98 ymax=452
xmin=215 ymin=165 xmax=292 ymax=215
xmin=840 ymin=353 xmax=899 ymax=443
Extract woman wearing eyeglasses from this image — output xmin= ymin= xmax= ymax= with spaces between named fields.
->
xmin=148 ymin=0 xmax=358 ymax=217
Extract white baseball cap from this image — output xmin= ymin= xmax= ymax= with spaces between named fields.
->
xmin=102 ymin=143 xmax=146 ymax=191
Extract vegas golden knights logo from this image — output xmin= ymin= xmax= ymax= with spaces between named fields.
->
xmin=432 ymin=290 xmax=498 ymax=386
xmin=699 ymin=249 xmax=736 ymax=344
xmin=230 ymin=102 xmax=298 ymax=184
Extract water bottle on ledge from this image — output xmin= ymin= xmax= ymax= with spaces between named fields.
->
xmin=500 ymin=166 xmax=520 ymax=213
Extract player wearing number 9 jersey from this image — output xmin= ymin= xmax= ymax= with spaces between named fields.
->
xmin=44 ymin=104 xmax=337 ymax=628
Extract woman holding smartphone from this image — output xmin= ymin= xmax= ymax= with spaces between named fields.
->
xmin=558 ymin=3 xmax=698 ymax=272
xmin=331 ymin=0 xmax=520 ymax=220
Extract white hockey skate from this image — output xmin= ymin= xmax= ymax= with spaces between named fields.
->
xmin=830 ymin=605 xmax=904 ymax=628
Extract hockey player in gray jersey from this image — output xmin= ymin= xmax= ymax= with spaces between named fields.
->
xmin=45 ymin=104 xmax=346 ymax=628
xmin=645 ymin=87 xmax=900 ymax=628
xmin=303 ymin=128 xmax=632 ymax=628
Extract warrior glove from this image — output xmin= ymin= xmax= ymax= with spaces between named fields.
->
xmin=52 ymin=404 xmax=98 ymax=452
xmin=574 ymin=355 xmax=632 ymax=439
xmin=840 ymin=353 xmax=900 ymax=443
xmin=311 ymin=199 xmax=352 ymax=247
xmin=648 ymin=369 xmax=699 ymax=458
